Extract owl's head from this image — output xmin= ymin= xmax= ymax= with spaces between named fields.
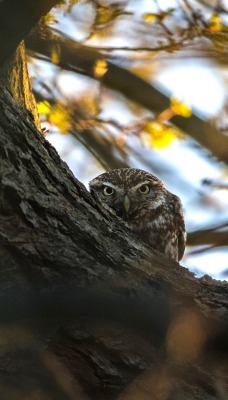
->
xmin=89 ymin=168 xmax=166 ymax=220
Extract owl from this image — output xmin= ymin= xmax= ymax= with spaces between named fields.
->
xmin=89 ymin=168 xmax=186 ymax=261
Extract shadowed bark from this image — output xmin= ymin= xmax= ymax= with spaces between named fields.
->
xmin=0 ymin=0 xmax=60 ymax=65
xmin=1 ymin=71 xmax=228 ymax=399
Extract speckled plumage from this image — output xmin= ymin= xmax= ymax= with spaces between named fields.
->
xmin=89 ymin=168 xmax=186 ymax=261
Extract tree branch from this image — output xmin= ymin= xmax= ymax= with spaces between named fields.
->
xmin=187 ymin=223 xmax=228 ymax=247
xmin=0 ymin=0 xmax=61 ymax=65
xmin=1 ymin=85 xmax=228 ymax=320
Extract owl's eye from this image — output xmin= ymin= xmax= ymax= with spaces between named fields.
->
xmin=138 ymin=184 xmax=150 ymax=195
xmin=102 ymin=186 xmax=115 ymax=196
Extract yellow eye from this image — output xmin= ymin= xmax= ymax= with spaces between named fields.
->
xmin=103 ymin=186 xmax=115 ymax=196
xmin=138 ymin=184 xmax=150 ymax=195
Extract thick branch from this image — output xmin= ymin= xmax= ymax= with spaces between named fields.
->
xmin=0 ymin=85 xmax=228 ymax=318
xmin=0 ymin=0 xmax=60 ymax=65
xmin=187 ymin=223 xmax=228 ymax=247
xmin=1 ymin=85 xmax=228 ymax=399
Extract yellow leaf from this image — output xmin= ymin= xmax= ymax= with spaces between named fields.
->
xmin=96 ymin=5 xmax=115 ymax=24
xmin=94 ymin=59 xmax=108 ymax=78
xmin=143 ymin=121 xmax=177 ymax=149
xmin=37 ymin=101 xmax=51 ymax=115
xmin=143 ymin=13 xmax=157 ymax=23
xmin=208 ymin=14 xmax=222 ymax=32
xmin=42 ymin=13 xmax=57 ymax=26
xmin=49 ymin=104 xmax=72 ymax=134
xmin=143 ymin=9 xmax=174 ymax=23
xmin=170 ymin=97 xmax=192 ymax=118
xmin=95 ymin=4 xmax=130 ymax=26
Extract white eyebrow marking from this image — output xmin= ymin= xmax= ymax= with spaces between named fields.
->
xmin=134 ymin=181 xmax=151 ymax=190
xmin=102 ymin=182 xmax=120 ymax=191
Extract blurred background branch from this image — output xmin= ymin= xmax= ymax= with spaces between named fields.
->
xmin=26 ymin=26 xmax=228 ymax=164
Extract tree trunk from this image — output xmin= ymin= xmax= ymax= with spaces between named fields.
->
xmin=0 ymin=2 xmax=228 ymax=399
xmin=1 ymin=63 xmax=228 ymax=399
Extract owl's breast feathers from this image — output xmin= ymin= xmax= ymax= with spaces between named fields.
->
xmin=127 ymin=192 xmax=186 ymax=261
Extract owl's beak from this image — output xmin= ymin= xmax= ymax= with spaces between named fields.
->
xmin=123 ymin=195 xmax=130 ymax=213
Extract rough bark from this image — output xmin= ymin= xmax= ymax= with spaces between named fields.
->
xmin=0 ymin=1 xmax=228 ymax=399
xmin=0 ymin=42 xmax=40 ymax=130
